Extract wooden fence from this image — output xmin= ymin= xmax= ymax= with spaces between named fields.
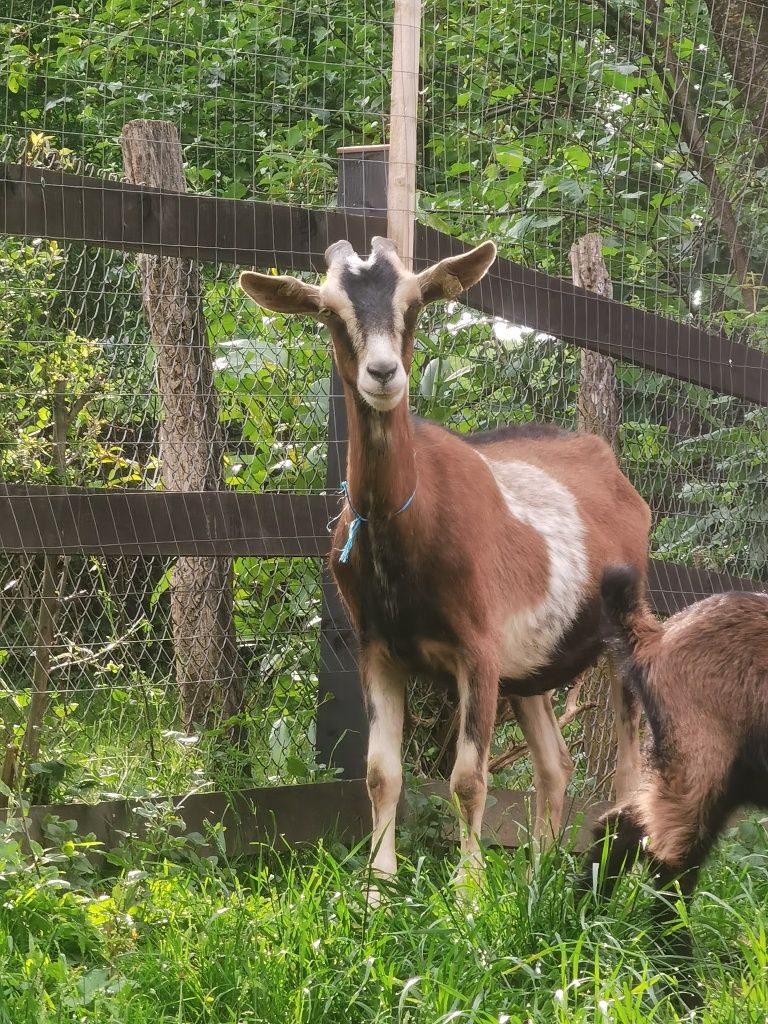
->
xmin=1 ymin=151 xmax=766 ymax=844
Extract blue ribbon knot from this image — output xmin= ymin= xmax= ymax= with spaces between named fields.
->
xmin=337 ymin=479 xmax=416 ymax=564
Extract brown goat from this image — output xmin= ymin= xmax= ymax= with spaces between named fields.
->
xmin=582 ymin=565 xmax=768 ymax=961
xmin=240 ymin=238 xmax=650 ymax=887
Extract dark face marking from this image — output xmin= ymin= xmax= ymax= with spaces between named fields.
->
xmin=340 ymin=257 xmax=400 ymax=337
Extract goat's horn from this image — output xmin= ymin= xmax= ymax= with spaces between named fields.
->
xmin=371 ymin=236 xmax=398 ymax=256
xmin=324 ymin=240 xmax=355 ymax=267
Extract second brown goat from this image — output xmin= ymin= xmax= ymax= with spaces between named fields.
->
xmin=581 ymin=566 xmax=768 ymax=961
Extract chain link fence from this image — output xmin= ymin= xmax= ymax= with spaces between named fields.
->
xmin=2 ymin=0 xmax=768 ymax=806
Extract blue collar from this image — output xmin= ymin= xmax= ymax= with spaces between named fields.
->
xmin=337 ymin=479 xmax=416 ymax=563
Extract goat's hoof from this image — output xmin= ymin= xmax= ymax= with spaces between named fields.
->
xmin=453 ymin=861 xmax=484 ymax=906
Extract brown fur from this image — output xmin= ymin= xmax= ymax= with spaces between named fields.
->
xmin=240 ymin=239 xmax=651 ymax=879
xmin=583 ymin=567 xmax=768 ymax=967
xmin=332 ymin=399 xmax=649 ymax=693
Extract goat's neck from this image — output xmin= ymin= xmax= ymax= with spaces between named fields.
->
xmin=343 ymin=388 xmax=417 ymax=518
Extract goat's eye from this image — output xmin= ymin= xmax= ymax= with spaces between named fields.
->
xmin=318 ymin=306 xmax=331 ymax=319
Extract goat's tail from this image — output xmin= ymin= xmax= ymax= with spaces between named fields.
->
xmin=601 ymin=567 xmax=664 ymax=733
xmin=601 ymin=565 xmax=662 ymax=662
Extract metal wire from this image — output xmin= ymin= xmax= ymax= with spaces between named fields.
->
xmin=2 ymin=0 xmax=768 ymax=803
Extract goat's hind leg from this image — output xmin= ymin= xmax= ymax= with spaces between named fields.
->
xmin=450 ymin=658 xmax=498 ymax=888
xmin=608 ymin=653 xmax=642 ymax=801
xmin=512 ymin=692 xmax=574 ymax=848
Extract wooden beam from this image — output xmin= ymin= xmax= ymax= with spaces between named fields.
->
xmin=647 ymin=559 xmax=763 ymax=614
xmin=0 ymin=162 xmax=383 ymax=271
xmin=416 ymin=225 xmax=768 ymax=407
xmin=3 ymin=781 xmax=372 ymax=861
xmin=0 ymin=486 xmax=762 ymax=611
xmin=3 ymin=163 xmax=767 ymax=406
xmin=1 ymin=779 xmax=607 ymax=855
xmin=314 ymin=150 xmax=387 ymax=779
xmin=0 ymin=486 xmax=335 ymax=557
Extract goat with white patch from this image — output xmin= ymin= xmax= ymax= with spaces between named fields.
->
xmin=240 ymin=238 xmax=650 ymax=885
xmin=581 ymin=566 xmax=768 ymax=963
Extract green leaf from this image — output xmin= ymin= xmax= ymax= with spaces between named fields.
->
xmin=533 ymin=214 xmax=563 ymax=229
xmin=532 ymin=75 xmax=558 ymax=94
xmin=495 ymin=146 xmax=527 ymax=171
xmin=508 ymin=214 xmax=535 ymax=239
xmin=563 ymin=144 xmax=591 ymax=170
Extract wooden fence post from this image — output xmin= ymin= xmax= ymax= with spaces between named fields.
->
xmin=315 ymin=146 xmax=390 ymax=778
xmin=121 ymin=120 xmax=243 ymax=737
xmin=570 ymin=234 xmax=621 ymax=798
xmin=388 ymin=0 xmax=422 ymax=267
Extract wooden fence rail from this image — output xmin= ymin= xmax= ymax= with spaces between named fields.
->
xmin=3 ymin=162 xmax=768 ymax=406
xmin=0 ymin=486 xmax=760 ymax=615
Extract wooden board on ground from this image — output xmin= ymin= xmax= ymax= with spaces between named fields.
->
xmin=3 ymin=780 xmax=609 ymax=860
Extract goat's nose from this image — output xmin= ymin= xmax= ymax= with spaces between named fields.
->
xmin=367 ymin=360 xmax=398 ymax=385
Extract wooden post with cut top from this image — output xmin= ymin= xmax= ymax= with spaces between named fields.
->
xmin=388 ymin=0 xmax=422 ymax=267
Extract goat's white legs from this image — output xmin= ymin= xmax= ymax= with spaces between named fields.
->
xmin=450 ymin=663 xmax=497 ymax=881
xmin=608 ymin=653 xmax=642 ymax=801
xmin=513 ymin=692 xmax=573 ymax=846
xmin=363 ymin=652 xmax=406 ymax=880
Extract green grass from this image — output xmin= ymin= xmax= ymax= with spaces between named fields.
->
xmin=1 ymin=813 xmax=768 ymax=1023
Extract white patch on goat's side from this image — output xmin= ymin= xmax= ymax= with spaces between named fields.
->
xmin=478 ymin=455 xmax=589 ymax=678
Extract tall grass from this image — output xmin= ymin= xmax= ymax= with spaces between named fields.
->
xmin=1 ymin=815 xmax=767 ymax=1023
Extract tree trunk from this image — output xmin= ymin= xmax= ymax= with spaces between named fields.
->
xmin=708 ymin=0 xmax=768 ymax=167
xmin=121 ymin=120 xmax=243 ymax=735
xmin=570 ymin=234 xmax=620 ymax=797
xmin=21 ymin=381 xmax=71 ymax=768
xmin=571 ymin=235 xmax=619 ymax=450
xmin=644 ymin=3 xmax=757 ymax=312
xmin=594 ymin=0 xmax=757 ymax=312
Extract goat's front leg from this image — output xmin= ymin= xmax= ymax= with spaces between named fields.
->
xmin=512 ymin=692 xmax=573 ymax=847
xmin=451 ymin=658 xmax=498 ymax=884
xmin=362 ymin=647 xmax=406 ymax=884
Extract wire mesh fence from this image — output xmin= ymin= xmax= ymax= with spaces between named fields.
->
xmin=2 ymin=0 xmax=768 ymax=806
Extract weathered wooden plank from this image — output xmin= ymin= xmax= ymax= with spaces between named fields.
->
xmin=3 ymin=164 xmax=768 ymax=405
xmin=0 ymin=163 xmax=382 ymax=271
xmin=418 ymin=782 xmax=610 ymax=852
xmin=3 ymin=779 xmax=607 ymax=856
xmin=5 ymin=781 xmax=372 ymax=859
xmin=315 ymin=149 xmax=379 ymax=780
xmin=0 ymin=487 xmax=762 ymax=612
xmin=0 ymin=486 xmax=335 ymax=557
xmin=417 ymin=225 xmax=768 ymax=407
xmin=647 ymin=559 xmax=763 ymax=615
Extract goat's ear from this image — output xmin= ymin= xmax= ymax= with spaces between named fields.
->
xmin=417 ymin=241 xmax=497 ymax=304
xmin=239 ymin=271 xmax=323 ymax=316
